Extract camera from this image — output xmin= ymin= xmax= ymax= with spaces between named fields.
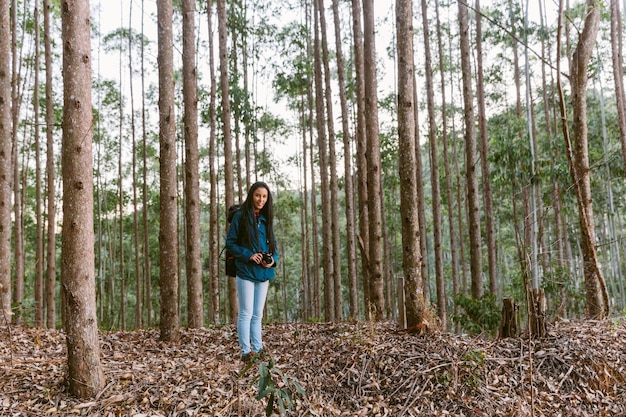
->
xmin=261 ymin=252 xmax=273 ymax=264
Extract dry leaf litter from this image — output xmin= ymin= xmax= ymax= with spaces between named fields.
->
xmin=1 ymin=319 xmax=625 ymax=416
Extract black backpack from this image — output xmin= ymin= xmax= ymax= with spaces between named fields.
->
xmin=223 ymin=204 xmax=240 ymax=276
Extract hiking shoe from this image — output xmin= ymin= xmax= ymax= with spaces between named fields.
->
xmin=256 ymin=349 xmax=269 ymax=361
xmin=241 ymin=352 xmax=255 ymax=363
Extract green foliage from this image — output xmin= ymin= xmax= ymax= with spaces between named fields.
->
xmin=452 ymin=294 xmax=500 ymax=336
xmin=240 ymin=358 xmax=306 ymax=417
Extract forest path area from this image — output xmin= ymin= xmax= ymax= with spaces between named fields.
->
xmin=1 ymin=319 xmax=625 ymax=416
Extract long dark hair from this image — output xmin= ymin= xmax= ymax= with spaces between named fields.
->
xmin=238 ymin=182 xmax=276 ymax=253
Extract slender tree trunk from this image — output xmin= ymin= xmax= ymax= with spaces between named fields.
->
xmin=61 ymin=0 xmax=105 ymax=397
xmin=435 ymin=0 xmax=458 ymax=332
xmin=182 ymin=0 xmax=203 ymax=328
xmin=331 ymin=0 xmax=358 ymax=319
xmin=34 ymin=3 xmax=45 ymax=328
xmin=0 ymin=0 xmax=11 ymax=324
xmin=397 ymin=0 xmax=424 ymax=328
xmin=10 ymin=0 xmax=24 ymax=326
xmin=351 ymin=0 xmax=369 ymax=318
xmin=206 ymin=0 xmax=220 ymax=324
xmin=141 ymin=0 xmax=151 ymax=328
xmin=318 ymin=0 xmax=342 ymax=320
xmin=313 ymin=0 xmax=334 ymax=322
xmin=44 ymin=0 xmax=57 ymax=330
xmin=560 ymin=0 xmax=609 ymax=318
xmin=475 ymin=0 xmax=497 ymax=296
xmin=363 ymin=0 xmax=384 ymax=319
xmin=157 ymin=0 xmax=179 ymax=341
xmin=117 ymin=26 xmax=126 ymax=330
xmin=458 ymin=0 xmax=483 ymax=299
xmin=217 ymin=0 xmax=237 ymax=324
xmin=421 ymin=0 xmax=446 ymax=329
xmin=611 ymin=0 xmax=626 ymax=171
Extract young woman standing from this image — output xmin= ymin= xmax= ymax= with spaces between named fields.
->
xmin=226 ymin=182 xmax=278 ymax=363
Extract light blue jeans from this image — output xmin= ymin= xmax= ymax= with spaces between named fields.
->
xmin=236 ymin=277 xmax=269 ymax=355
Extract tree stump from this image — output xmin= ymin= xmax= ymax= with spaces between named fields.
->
xmin=499 ymin=298 xmax=517 ymax=338
xmin=528 ymin=288 xmax=547 ymax=338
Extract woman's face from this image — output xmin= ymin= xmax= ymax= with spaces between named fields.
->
xmin=252 ymin=187 xmax=268 ymax=212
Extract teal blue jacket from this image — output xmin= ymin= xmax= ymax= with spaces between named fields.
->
xmin=226 ymin=210 xmax=278 ymax=282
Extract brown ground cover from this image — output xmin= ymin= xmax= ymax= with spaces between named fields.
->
xmin=1 ymin=319 xmax=625 ymax=416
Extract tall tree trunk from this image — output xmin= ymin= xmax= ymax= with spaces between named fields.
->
xmin=313 ymin=0 xmax=334 ymax=322
xmin=128 ymin=2 xmax=141 ymax=330
xmin=0 ymin=0 xmax=11 ymax=324
xmin=351 ymin=0 xmax=369 ymax=318
xmin=363 ymin=0 xmax=384 ymax=319
xmin=182 ymin=0 xmax=203 ymax=328
xmin=44 ymin=0 xmax=57 ymax=330
xmin=217 ymin=0 xmax=237 ymax=324
xmin=206 ymin=0 xmax=220 ymax=324
xmin=435 ymin=0 xmax=458 ymax=332
xmin=475 ymin=0 xmax=496 ymax=296
xmin=611 ymin=0 xmax=626 ymax=171
xmin=397 ymin=0 xmax=425 ymax=328
xmin=157 ymin=0 xmax=179 ymax=341
xmin=141 ymin=0 xmax=151 ymax=328
xmin=421 ymin=0 xmax=446 ymax=329
xmin=10 ymin=0 xmax=24 ymax=326
xmin=318 ymin=0 xmax=342 ymax=320
xmin=34 ymin=3 xmax=45 ymax=328
xmin=331 ymin=0 xmax=358 ymax=319
xmin=558 ymin=0 xmax=609 ymax=319
xmin=61 ymin=0 xmax=105 ymax=397
xmin=458 ymin=0 xmax=483 ymax=299
xmin=117 ymin=25 xmax=126 ymax=330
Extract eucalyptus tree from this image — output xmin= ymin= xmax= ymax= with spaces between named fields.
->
xmin=397 ymin=0 xmax=425 ymax=328
xmin=0 ymin=0 xmax=11 ymax=324
xmin=318 ymin=0 xmax=343 ymax=320
xmin=475 ymin=0 xmax=497 ymax=296
xmin=205 ymin=0 xmax=220 ymax=324
xmin=610 ymin=0 xmax=626 ymax=171
xmin=61 ymin=0 xmax=105 ymax=397
xmin=157 ymin=0 xmax=180 ymax=341
xmin=312 ymin=0 xmax=335 ymax=321
xmin=363 ymin=0 xmax=385 ymax=319
xmin=351 ymin=0 xmax=369 ymax=316
xmin=458 ymin=0 xmax=483 ymax=300
xmin=34 ymin=2 xmax=45 ymax=328
xmin=44 ymin=0 xmax=57 ymax=330
xmin=331 ymin=0 xmax=358 ymax=319
xmin=182 ymin=0 xmax=203 ymax=329
xmin=435 ymin=0 xmax=460 ymax=331
xmin=420 ymin=0 xmax=446 ymax=328
xmin=559 ymin=0 xmax=609 ymax=319
xmin=10 ymin=0 xmax=24 ymax=326
xmin=218 ymin=0 xmax=238 ymax=324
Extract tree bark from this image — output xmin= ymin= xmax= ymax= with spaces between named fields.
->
xmin=217 ymin=0 xmax=238 ymax=324
xmin=182 ymin=0 xmax=203 ymax=328
xmin=362 ymin=0 xmax=384 ymax=320
xmin=397 ymin=0 xmax=425 ymax=328
xmin=44 ymin=0 xmax=57 ymax=330
xmin=565 ymin=0 xmax=609 ymax=318
xmin=610 ymin=0 xmax=626 ymax=172
xmin=157 ymin=0 xmax=179 ymax=341
xmin=61 ymin=0 xmax=105 ymax=397
xmin=458 ymin=0 xmax=483 ymax=300
xmin=0 ymin=0 xmax=11 ymax=324
xmin=421 ymin=0 xmax=446 ymax=329
xmin=331 ymin=0 xmax=358 ymax=319
xmin=206 ymin=1 xmax=220 ymax=324
xmin=351 ymin=0 xmax=369 ymax=317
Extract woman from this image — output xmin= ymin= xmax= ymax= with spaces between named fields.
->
xmin=226 ymin=182 xmax=278 ymax=363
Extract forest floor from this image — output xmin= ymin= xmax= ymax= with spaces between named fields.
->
xmin=1 ymin=318 xmax=625 ymax=417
